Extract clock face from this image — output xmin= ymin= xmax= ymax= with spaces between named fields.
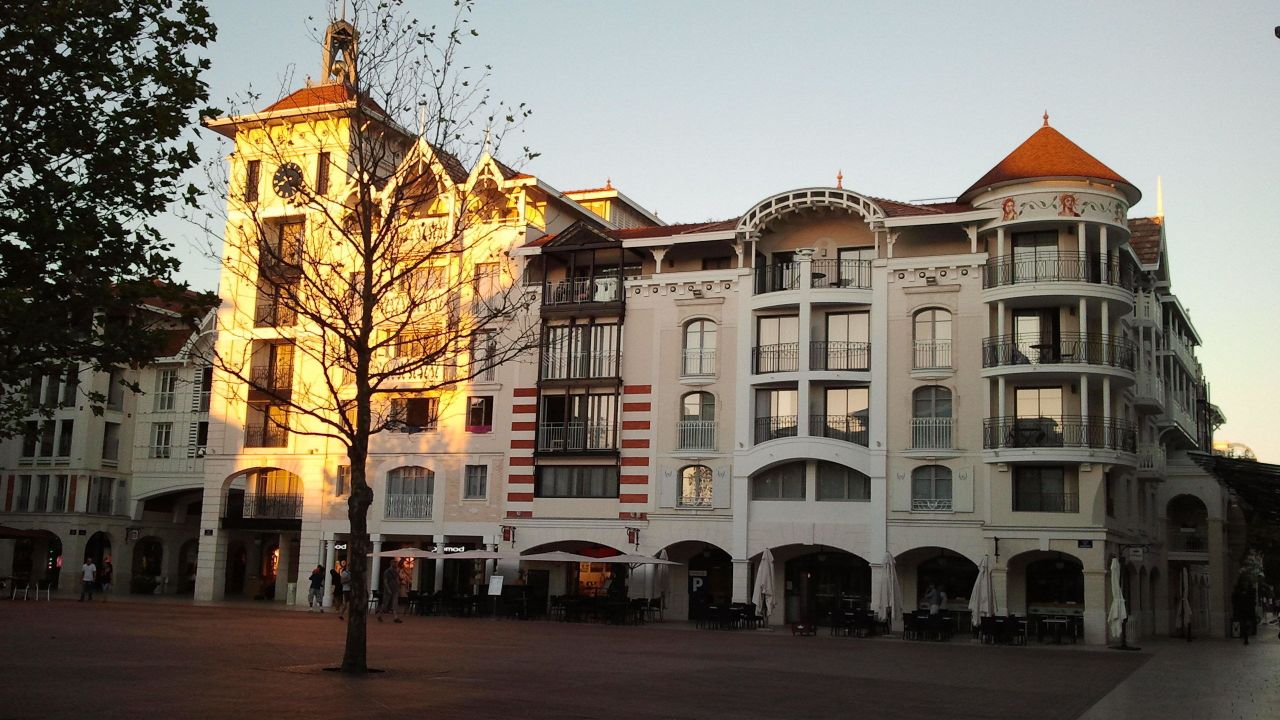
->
xmin=272 ymin=162 xmax=304 ymax=198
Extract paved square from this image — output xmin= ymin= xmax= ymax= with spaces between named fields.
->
xmin=1 ymin=601 xmax=1153 ymax=719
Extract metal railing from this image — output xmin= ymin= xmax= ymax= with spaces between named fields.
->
xmin=253 ymin=302 xmax=296 ymax=327
xmin=537 ymin=421 xmax=617 ymax=451
xmin=910 ymin=417 xmax=953 ymax=450
xmin=810 ymin=259 xmax=872 ymax=289
xmin=754 ymin=262 xmax=800 ymax=294
xmin=243 ymin=424 xmax=289 ymax=448
xmin=1134 ymin=373 xmax=1166 ymax=405
xmin=1163 ymin=333 xmax=1202 ymax=377
xmin=243 ymin=493 xmax=303 ymax=519
xmin=913 ymin=340 xmax=952 ymax=370
xmin=249 ymin=365 xmax=293 ymax=392
xmin=912 ymin=498 xmax=952 ymax=512
xmin=1135 ymin=292 xmax=1161 ymax=323
xmin=678 ymin=494 xmax=713 ymax=508
xmin=542 ymin=351 xmax=619 ymax=380
xmin=983 ymin=251 xmax=1137 ymax=290
xmin=682 ymin=348 xmax=716 ymax=376
xmin=1138 ymin=443 xmax=1167 ymax=475
xmin=542 ymin=277 xmax=622 ymax=306
xmin=981 ymin=333 xmax=1136 ymax=370
xmin=810 ymin=341 xmax=870 ymax=371
xmin=1168 ymin=530 xmax=1209 ymax=553
xmin=754 ymin=415 xmax=798 ymax=444
xmin=753 ymin=343 xmax=799 ymax=373
xmin=811 ymin=414 xmax=869 ymax=446
xmin=677 ymin=420 xmax=717 ymax=451
xmin=384 ymin=492 xmax=433 ymax=520
xmin=1013 ymin=492 xmax=1080 ymax=513
xmin=983 ymin=416 xmax=1137 ymax=452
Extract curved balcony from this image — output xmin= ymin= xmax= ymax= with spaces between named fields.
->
xmin=983 ymin=416 xmax=1137 ymax=455
xmin=983 ymin=252 xmax=1136 ymax=307
xmin=753 ymin=263 xmax=801 ymax=295
xmin=810 ymin=415 xmax=869 ymax=446
xmin=752 ymin=343 xmax=799 ymax=374
xmin=809 ymin=340 xmax=870 ymax=371
xmin=981 ymin=333 xmax=1135 ymax=379
xmin=809 ymin=259 xmax=872 ymax=290
xmin=754 ymin=415 xmax=798 ymax=444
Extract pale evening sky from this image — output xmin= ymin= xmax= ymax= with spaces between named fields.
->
xmin=162 ymin=0 xmax=1280 ymax=460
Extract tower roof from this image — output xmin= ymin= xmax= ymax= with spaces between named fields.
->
xmin=960 ymin=121 xmax=1137 ymax=202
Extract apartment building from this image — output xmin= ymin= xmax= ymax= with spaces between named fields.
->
xmin=0 ymin=302 xmax=214 ymax=596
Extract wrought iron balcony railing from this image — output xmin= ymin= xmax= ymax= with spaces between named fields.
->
xmin=677 ymin=420 xmax=717 ymax=451
xmin=542 ymin=351 xmax=619 ymax=380
xmin=913 ymin=340 xmax=952 ymax=370
xmin=681 ymin=348 xmax=716 ymax=376
xmin=912 ymin=497 xmax=952 ymax=512
xmin=243 ymin=493 xmax=302 ymax=519
xmin=810 ymin=414 xmax=869 ymax=446
xmin=910 ymin=417 xmax=953 ymax=450
xmin=810 ymin=259 xmax=872 ymax=289
xmin=542 ymin=277 xmax=622 ymax=306
xmin=810 ymin=341 xmax=870 ymax=371
xmin=983 ymin=416 xmax=1137 ymax=452
xmin=243 ymin=424 xmax=289 ymax=448
xmin=752 ymin=343 xmax=799 ymax=373
xmin=537 ymin=421 xmax=617 ymax=452
xmin=983 ymin=251 xmax=1137 ymax=291
xmin=678 ymin=492 xmax=713 ymax=509
xmin=754 ymin=415 xmax=798 ymax=444
xmin=384 ymin=492 xmax=433 ymax=520
xmin=753 ymin=262 xmax=800 ymax=294
xmin=981 ymin=333 xmax=1136 ymax=370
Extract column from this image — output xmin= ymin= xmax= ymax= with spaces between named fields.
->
xmin=731 ymin=559 xmax=750 ymax=605
xmin=322 ymin=536 xmax=336 ymax=608
xmin=1083 ymin=569 xmax=1107 ymax=644
xmin=1099 ymin=225 xmax=1108 ymax=283
xmin=194 ymin=482 xmax=227 ymax=602
xmin=996 ymin=226 xmax=1005 ymax=257
xmin=274 ymin=532 xmax=293 ymax=604
xmin=796 ymin=249 xmax=814 ymax=438
xmin=370 ymin=536 xmax=383 ymax=606
xmin=1207 ymin=517 xmax=1228 ymax=637
xmin=1101 ymin=300 xmax=1111 ymax=365
xmin=992 ymin=567 xmax=1009 ymax=616
xmin=432 ymin=535 xmax=445 ymax=593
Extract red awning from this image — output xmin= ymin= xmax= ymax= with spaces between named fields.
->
xmin=0 ymin=525 xmax=57 ymax=540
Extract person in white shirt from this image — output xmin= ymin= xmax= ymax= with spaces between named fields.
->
xmin=79 ymin=558 xmax=97 ymax=601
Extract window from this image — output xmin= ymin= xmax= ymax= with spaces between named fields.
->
xmin=244 ymin=159 xmax=260 ymax=202
xmin=1011 ymin=231 xmax=1058 ymax=282
xmin=390 ymin=397 xmax=439 ymax=431
xmin=911 ymin=465 xmax=952 ymax=511
xmin=835 ymin=247 xmax=874 ymax=287
xmin=913 ymin=309 xmax=952 ymax=369
xmin=199 ymin=366 xmax=213 ymax=412
xmin=679 ymin=465 xmax=713 ymax=507
xmin=820 ymin=387 xmax=869 ymax=443
xmin=315 ymin=151 xmax=330 ymax=195
xmin=535 ymin=465 xmax=619 ymax=498
xmin=911 ymin=386 xmax=952 ymax=449
xmin=816 ymin=462 xmax=870 ymax=501
xmin=21 ymin=421 xmax=37 ymax=457
xmin=820 ymin=312 xmax=869 ymax=370
xmin=262 ymin=221 xmax=303 ymax=267
xmin=155 ymin=369 xmax=178 ymax=411
xmin=1014 ymin=466 xmax=1076 ymax=512
xmin=15 ymin=476 xmax=31 ymax=511
xmin=26 ymin=372 xmax=41 ymax=406
xmin=387 ymin=466 xmax=434 ymax=495
xmin=473 ymin=262 xmax=501 ymax=314
xmin=755 ymin=388 xmax=798 ymax=443
xmin=755 ymin=316 xmax=799 ymax=372
xmin=472 ymin=331 xmax=497 ymax=381
xmin=245 ymin=404 xmax=289 ymax=447
xmin=88 ymin=476 xmax=116 ymax=514
xmin=538 ymin=392 xmax=618 ymax=451
xmin=52 ymin=475 xmax=68 ymax=512
xmin=42 ymin=372 xmax=59 ymax=407
xmin=335 ymin=465 xmax=350 ymax=496
xmin=678 ymin=392 xmax=716 ymax=450
xmin=196 ymin=421 xmax=209 ymax=453
xmin=38 ymin=420 xmax=54 ymax=457
xmin=751 ymin=462 xmax=805 ymax=500
xmin=1013 ymin=387 xmax=1064 ymax=446
xmin=149 ymin=422 xmax=173 ymax=459
xmin=1012 ymin=309 xmax=1061 ymax=364
xmin=464 ymin=465 xmax=488 ymax=500
xmin=34 ymin=475 xmax=49 ymax=512
xmin=106 ymin=367 xmax=125 ymax=409
xmin=683 ymin=320 xmax=717 ymax=376
xmin=702 ymin=256 xmax=733 ymax=271
xmin=466 ymin=396 xmax=494 ymax=433
xmin=60 ymin=365 xmax=78 ymax=406
xmin=57 ymin=420 xmax=73 ymax=457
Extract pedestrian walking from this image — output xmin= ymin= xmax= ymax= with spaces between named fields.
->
xmin=99 ymin=559 xmax=113 ymax=601
xmin=79 ymin=557 xmax=97 ymax=601
xmin=1232 ymin=579 xmax=1256 ymax=646
xmin=307 ymin=565 xmax=325 ymax=612
xmin=329 ymin=565 xmax=342 ymax=614
xmin=337 ymin=562 xmax=351 ymax=620
xmin=377 ymin=562 xmax=401 ymax=623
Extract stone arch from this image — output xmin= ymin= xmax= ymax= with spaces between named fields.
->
xmin=1006 ymin=549 xmax=1086 ymax=619
xmin=895 ymin=546 xmax=980 ymax=615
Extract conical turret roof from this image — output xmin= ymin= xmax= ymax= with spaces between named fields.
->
xmin=960 ymin=120 xmax=1137 ymax=202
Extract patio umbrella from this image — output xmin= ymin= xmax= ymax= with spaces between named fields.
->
xmin=654 ymin=549 xmax=672 ymax=606
xmin=1176 ymin=567 xmax=1194 ymax=634
xmin=519 ymin=551 xmax=596 ymax=563
xmin=873 ymin=552 xmax=902 ymax=624
xmin=751 ymin=548 xmax=776 ymax=619
xmin=968 ymin=554 xmax=996 ymax=627
xmin=1107 ymin=557 xmax=1128 ymax=640
xmin=440 ymin=549 xmax=510 ymax=561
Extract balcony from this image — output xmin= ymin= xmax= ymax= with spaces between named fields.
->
xmin=1168 ymin=529 xmax=1209 ymax=553
xmin=754 ymin=415 xmax=798 ymax=444
xmin=677 ymin=420 xmax=717 ymax=451
xmin=1135 ymin=292 xmax=1161 ymax=326
xmin=912 ymin=498 xmax=952 ymax=512
xmin=253 ymin=302 xmax=296 ymax=328
xmin=810 ymin=341 xmax=870 ymax=371
xmin=1013 ymin=492 xmax=1080 ymax=513
xmin=378 ymin=356 xmax=456 ymax=384
xmin=249 ymin=366 xmax=293 ymax=394
xmin=981 ymin=334 xmax=1136 ymax=371
xmin=243 ymin=493 xmax=303 ymax=519
xmin=542 ymin=352 xmax=619 ymax=381
xmin=810 ymin=414 xmax=869 ymax=446
xmin=243 ymin=424 xmax=289 ymax=448
xmin=913 ymin=340 xmax=952 ymax=370
xmin=810 ymin=259 xmax=872 ymax=289
xmin=983 ymin=416 xmax=1137 ymax=453
xmin=753 ymin=263 xmax=800 ymax=294
xmin=1134 ymin=373 xmax=1166 ymax=409
xmin=1137 ymin=443 xmax=1167 ymax=476
xmin=984 ymin=251 xmax=1136 ymax=291
xmin=542 ymin=277 xmax=622 ymax=307
xmin=1162 ymin=333 xmax=1202 ymax=377
xmin=753 ymin=343 xmax=799 ymax=373
xmin=384 ymin=492 xmax=433 ymax=520
xmin=910 ymin=418 xmax=953 ymax=450
xmin=537 ymin=421 xmax=617 ymax=452
xmin=681 ymin=348 xmax=716 ymax=377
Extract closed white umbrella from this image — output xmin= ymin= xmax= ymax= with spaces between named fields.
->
xmin=1107 ymin=557 xmax=1129 ymax=640
xmin=873 ymin=552 xmax=902 ymax=624
xmin=654 ymin=549 xmax=671 ymax=610
xmin=751 ymin=549 xmax=776 ymax=621
xmin=1177 ymin=566 xmax=1194 ymax=636
xmin=968 ymin=554 xmax=996 ymax=627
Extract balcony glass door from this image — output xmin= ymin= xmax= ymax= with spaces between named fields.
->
xmin=1013 ymin=310 xmax=1059 ymax=364
xmin=1014 ymin=387 xmax=1063 ymax=446
xmin=1011 ymin=231 xmax=1057 ymax=282
xmin=756 ymin=315 xmax=798 ymax=372
xmin=824 ymin=312 xmax=869 ymax=370
xmin=755 ymin=388 xmax=797 ymax=442
xmin=822 ymin=387 xmax=869 ymax=444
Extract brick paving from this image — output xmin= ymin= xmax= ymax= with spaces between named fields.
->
xmin=0 ymin=600 xmax=1159 ymax=719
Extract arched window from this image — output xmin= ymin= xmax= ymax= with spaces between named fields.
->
xmin=751 ymin=461 xmax=805 ymax=500
xmin=911 ymin=465 xmax=951 ymax=511
xmin=913 ymin=308 xmax=952 ymax=369
xmin=678 ymin=392 xmax=716 ymax=450
xmin=911 ymin=386 xmax=953 ymax=449
xmin=683 ymin=320 xmax=717 ymax=376
xmin=679 ymin=465 xmax=713 ymax=507
xmin=816 ymin=461 xmax=870 ymax=502
xmin=386 ymin=466 xmax=434 ymax=519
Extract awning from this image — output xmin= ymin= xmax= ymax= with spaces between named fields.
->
xmin=1188 ymin=451 xmax=1280 ymax=525
xmin=519 ymin=551 xmax=596 ymax=563
xmin=0 ymin=526 xmax=57 ymax=541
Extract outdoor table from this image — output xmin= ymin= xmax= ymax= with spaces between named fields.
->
xmin=1041 ymin=617 xmax=1069 ymax=644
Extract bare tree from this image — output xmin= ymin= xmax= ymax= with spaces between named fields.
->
xmin=194 ymin=0 xmax=537 ymax=673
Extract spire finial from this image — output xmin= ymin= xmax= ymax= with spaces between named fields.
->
xmin=605 ymin=177 xmax=612 ymax=190
xmin=836 ymin=169 xmax=844 ymax=189
xmin=1043 ymin=110 xmax=1050 ymax=127
xmin=481 ymin=127 xmax=492 ymax=156
xmin=1156 ymin=175 xmax=1164 ymax=218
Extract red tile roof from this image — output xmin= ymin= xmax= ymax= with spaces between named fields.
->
xmin=261 ymin=82 xmax=389 ymax=117
xmin=157 ymin=329 xmax=194 ymax=357
xmin=874 ymin=198 xmax=974 ymax=218
xmin=610 ymin=219 xmax=739 ymax=240
xmin=960 ymin=124 xmax=1133 ymax=201
xmin=1128 ymin=216 xmax=1164 ymax=265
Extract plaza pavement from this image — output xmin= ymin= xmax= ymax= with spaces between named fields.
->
xmin=0 ymin=598 xmax=1274 ymax=720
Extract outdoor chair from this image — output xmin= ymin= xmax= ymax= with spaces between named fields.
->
xmin=10 ymin=579 xmax=29 ymax=601
xmin=643 ymin=596 xmax=663 ymax=623
xmin=368 ymin=590 xmax=381 ymax=612
xmin=33 ymin=579 xmax=52 ymax=601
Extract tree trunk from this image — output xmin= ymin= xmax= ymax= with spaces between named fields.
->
xmin=340 ymin=442 xmax=372 ymax=673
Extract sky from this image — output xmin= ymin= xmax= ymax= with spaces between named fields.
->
xmin=161 ymin=0 xmax=1280 ymax=460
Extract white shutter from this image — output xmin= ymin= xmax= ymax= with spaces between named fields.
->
xmin=655 ymin=465 xmax=676 ymax=509
xmin=711 ymin=466 xmax=731 ymax=509
xmin=890 ymin=471 xmax=911 ymax=512
xmin=952 ymin=465 xmax=974 ymax=512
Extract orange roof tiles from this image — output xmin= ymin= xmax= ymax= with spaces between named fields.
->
xmin=874 ymin=198 xmax=974 ymax=218
xmin=610 ymin=219 xmax=739 ymax=240
xmin=1128 ymin=216 xmax=1164 ymax=266
xmin=961 ymin=124 xmax=1133 ymax=201
xmin=261 ymin=82 xmax=389 ymax=117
